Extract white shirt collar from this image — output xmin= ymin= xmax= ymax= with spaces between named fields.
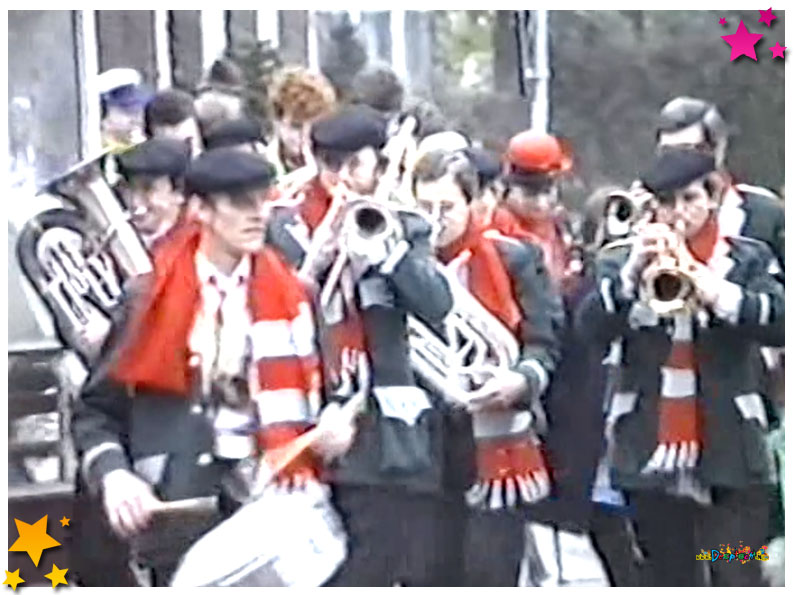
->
xmin=195 ymin=251 xmax=251 ymax=292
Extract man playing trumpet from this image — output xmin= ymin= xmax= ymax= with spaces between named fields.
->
xmin=578 ymin=149 xmax=784 ymax=587
xmin=412 ymin=149 xmax=563 ymax=586
xmin=266 ymin=106 xmax=455 ymax=586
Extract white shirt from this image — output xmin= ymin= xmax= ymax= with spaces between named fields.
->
xmin=189 ymin=252 xmax=253 ymax=397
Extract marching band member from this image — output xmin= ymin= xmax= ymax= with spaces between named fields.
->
xmin=266 ymin=106 xmax=455 ymax=586
xmin=201 ymin=118 xmax=266 ymax=154
xmin=655 ymin=97 xmax=784 ymax=271
xmin=194 ymin=58 xmax=246 ymax=138
xmin=144 ymin=89 xmax=203 ymax=157
xmin=266 ymin=66 xmax=337 ymax=177
xmin=492 ymin=130 xmax=575 ymax=288
xmin=577 ymin=149 xmax=784 ymax=587
xmin=412 ymin=149 xmax=563 ymax=586
xmin=72 ymin=149 xmax=353 ymax=585
xmin=115 ymin=137 xmax=192 ymax=248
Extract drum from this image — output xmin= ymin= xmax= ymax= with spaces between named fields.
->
xmin=169 ymin=481 xmax=347 ymax=587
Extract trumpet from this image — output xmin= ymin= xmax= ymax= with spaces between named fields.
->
xmin=601 ymin=186 xmax=656 ymax=244
xmin=639 ymin=229 xmax=696 ymax=316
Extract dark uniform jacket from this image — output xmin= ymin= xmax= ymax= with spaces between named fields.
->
xmin=723 ymin=185 xmax=785 ymax=274
xmin=71 ymin=274 xmax=228 ymax=503
xmin=267 ymin=206 xmax=454 ymax=494
xmin=576 ymin=236 xmax=784 ymax=492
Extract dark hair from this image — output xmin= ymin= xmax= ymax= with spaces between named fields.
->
xmin=144 ymin=89 xmax=197 ymax=136
xmin=314 ymin=146 xmax=387 ymax=175
xmin=412 ymin=149 xmax=480 ymax=203
xmin=351 ymin=63 xmax=405 ymax=115
xmin=501 ymin=171 xmax=555 ymax=197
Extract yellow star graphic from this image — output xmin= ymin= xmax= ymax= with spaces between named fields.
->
xmin=58 ymin=517 xmax=70 ymax=528
xmin=3 ymin=569 xmax=25 ymax=591
xmin=43 ymin=564 xmax=68 ymax=588
xmin=8 ymin=516 xmax=61 ymax=567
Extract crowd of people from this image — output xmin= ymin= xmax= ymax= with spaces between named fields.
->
xmin=42 ymin=56 xmax=784 ymax=587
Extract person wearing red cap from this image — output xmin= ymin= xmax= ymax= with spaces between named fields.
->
xmin=493 ymin=130 xmax=576 ymax=289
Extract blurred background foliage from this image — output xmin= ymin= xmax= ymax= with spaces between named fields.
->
xmin=313 ymin=10 xmax=784 ymax=209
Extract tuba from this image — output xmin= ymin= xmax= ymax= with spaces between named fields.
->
xmin=408 ymin=254 xmax=521 ymax=406
xmin=16 ymin=151 xmax=152 ymax=364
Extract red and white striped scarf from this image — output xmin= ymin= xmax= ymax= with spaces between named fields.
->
xmin=111 ymin=223 xmax=323 ymax=481
xmin=654 ymin=215 xmax=729 ymax=474
xmin=439 ymin=214 xmax=551 ymax=509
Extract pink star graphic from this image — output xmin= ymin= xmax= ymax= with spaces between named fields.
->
xmin=721 ymin=20 xmax=765 ymax=61
xmin=719 ymin=17 xmax=727 ymax=26
xmin=769 ymin=42 xmax=786 ymax=59
xmin=758 ymin=8 xmax=777 ymax=27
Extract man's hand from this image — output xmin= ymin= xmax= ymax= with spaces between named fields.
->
xmin=101 ymin=469 xmax=161 ymax=540
xmin=312 ymin=402 xmax=357 ymax=461
xmin=621 ymin=223 xmax=675 ymax=291
xmin=466 ymin=369 xmax=531 ymax=413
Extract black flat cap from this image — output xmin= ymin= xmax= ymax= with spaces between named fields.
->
xmin=117 ymin=138 xmax=190 ymax=179
xmin=185 ymin=149 xmax=276 ymax=196
xmin=640 ymin=149 xmax=716 ymax=195
xmin=311 ymin=106 xmax=388 ymax=152
xmin=203 ymin=118 xmax=263 ymax=150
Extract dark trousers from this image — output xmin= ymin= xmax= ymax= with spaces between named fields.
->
xmin=588 ymin=505 xmax=643 ymax=587
xmin=437 ymin=499 xmax=526 ymax=587
xmin=630 ymin=486 xmax=770 ymax=587
xmin=325 ymin=485 xmax=448 ymax=587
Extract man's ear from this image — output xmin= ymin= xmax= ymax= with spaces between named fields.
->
xmin=705 ymin=171 xmax=728 ymax=203
xmin=190 ymin=196 xmax=211 ymax=223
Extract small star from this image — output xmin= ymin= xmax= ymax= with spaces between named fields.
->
xmin=43 ymin=564 xmax=68 ymax=588
xmin=8 ymin=516 xmax=61 ymax=567
xmin=719 ymin=17 xmax=727 ymax=26
xmin=2 ymin=570 xmax=25 ymax=591
xmin=721 ymin=20 xmax=765 ymax=61
xmin=758 ymin=8 xmax=777 ymax=27
xmin=769 ymin=42 xmax=787 ymax=59
xmin=58 ymin=517 xmax=69 ymax=528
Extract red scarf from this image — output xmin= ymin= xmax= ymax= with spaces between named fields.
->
xmin=298 ymin=178 xmax=333 ymax=234
xmin=491 ymin=207 xmax=569 ymax=284
xmin=438 ymin=214 xmax=522 ymax=333
xmin=655 ymin=214 xmax=721 ymax=468
xmin=111 ymin=223 xmax=322 ymax=480
xmin=440 ymin=213 xmax=551 ymax=509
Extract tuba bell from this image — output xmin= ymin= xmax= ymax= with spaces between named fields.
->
xmin=407 ymin=254 xmax=521 ymax=406
xmin=16 ymin=151 xmax=152 ymax=364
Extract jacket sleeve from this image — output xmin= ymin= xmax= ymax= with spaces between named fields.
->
xmin=70 ymin=281 xmax=149 ymax=494
xmin=71 ymin=375 xmax=132 ymax=494
xmin=574 ymin=247 xmax=635 ymax=347
xmin=503 ymin=241 xmax=565 ymax=400
xmin=707 ymin=241 xmax=784 ymax=346
xmin=379 ymin=215 xmax=453 ymax=323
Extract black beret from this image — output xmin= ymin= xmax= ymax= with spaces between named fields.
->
xmin=463 ymin=148 xmax=501 ymax=186
xmin=311 ymin=106 xmax=388 ymax=152
xmin=117 ymin=138 xmax=190 ymax=179
xmin=185 ymin=149 xmax=276 ymax=196
xmin=203 ymin=119 xmax=263 ymax=150
xmin=640 ymin=149 xmax=716 ymax=195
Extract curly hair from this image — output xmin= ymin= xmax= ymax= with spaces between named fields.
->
xmin=269 ymin=66 xmax=337 ymax=124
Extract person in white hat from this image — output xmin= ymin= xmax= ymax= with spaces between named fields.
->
xmin=98 ymin=68 xmax=152 ymax=152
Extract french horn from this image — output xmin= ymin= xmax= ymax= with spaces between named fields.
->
xmin=16 ymin=151 xmax=152 ymax=364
